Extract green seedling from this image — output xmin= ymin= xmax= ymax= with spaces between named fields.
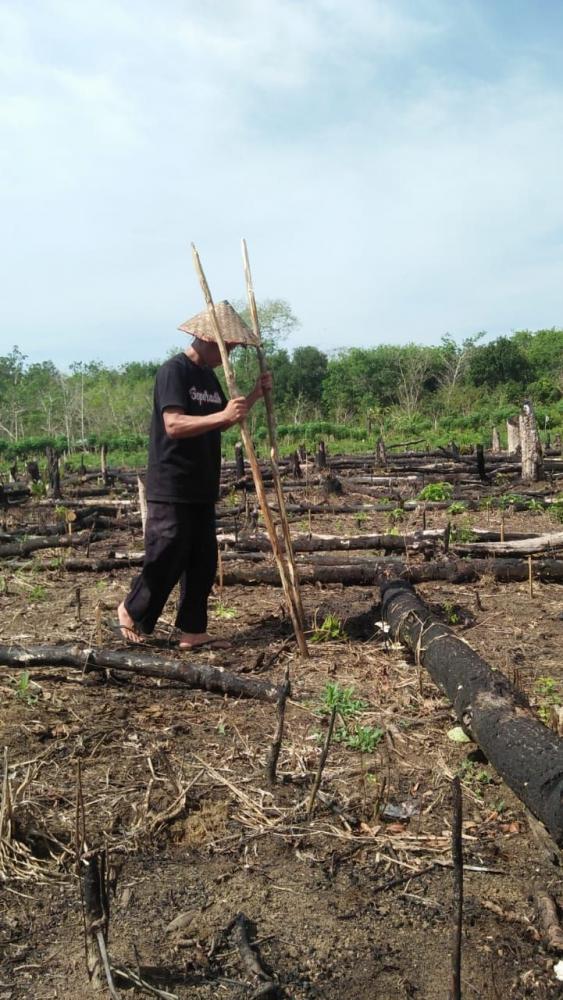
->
xmin=387 ymin=507 xmax=405 ymax=527
xmin=535 ymin=675 xmax=561 ymax=722
xmin=318 ymin=682 xmax=367 ymax=718
xmin=30 ymin=481 xmax=46 ymax=497
xmin=13 ymin=671 xmax=39 ymax=705
xmin=212 ymin=601 xmax=238 ymax=620
xmin=498 ymin=492 xmax=525 ymax=510
xmin=417 ymin=482 xmax=453 ymax=502
xmin=356 ymin=511 xmax=368 ymax=529
xmin=336 ymin=724 xmax=384 ymax=753
xmin=450 ymin=519 xmax=476 ymax=543
xmin=311 ymin=614 xmax=347 ymax=643
xmin=526 ymin=499 xmax=544 ymax=514
xmin=447 ymin=501 xmax=467 ymax=515
xmin=29 ymin=584 xmax=47 ymax=602
xmin=443 ymin=601 xmax=459 ymax=625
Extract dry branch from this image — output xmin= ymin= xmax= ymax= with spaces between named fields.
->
xmin=381 ymin=580 xmax=563 ymax=846
xmin=0 ymin=644 xmax=282 ymax=702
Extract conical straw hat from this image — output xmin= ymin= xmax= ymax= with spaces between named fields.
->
xmin=178 ymin=300 xmax=260 ymax=346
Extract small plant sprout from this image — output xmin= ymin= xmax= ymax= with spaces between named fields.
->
xmin=319 ymin=682 xmax=367 ymax=718
xmin=534 ymin=676 xmax=561 ymax=723
xmin=443 ymin=601 xmax=460 ymax=625
xmin=29 ymin=584 xmax=47 ymax=602
xmin=447 ymin=501 xmax=467 ymax=515
xmin=417 ymin=481 xmax=453 ymax=502
xmin=356 ymin=511 xmax=368 ymax=530
xmin=12 ymin=671 xmax=40 ymax=705
xmin=337 ymin=724 xmax=384 ymax=753
xmin=212 ymin=600 xmax=238 ymax=620
xmin=310 ymin=614 xmax=347 ymax=643
xmin=450 ymin=519 xmax=476 ymax=543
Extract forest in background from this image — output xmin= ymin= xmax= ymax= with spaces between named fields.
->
xmin=1 ymin=301 xmax=562 ymax=469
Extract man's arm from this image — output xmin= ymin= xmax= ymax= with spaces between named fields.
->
xmin=163 ymin=372 xmax=272 ymax=440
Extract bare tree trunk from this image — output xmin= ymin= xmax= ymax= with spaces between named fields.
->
xmin=376 ymin=437 xmax=387 ymax=468
xmin=519 ymin=401 xmax=544 ymax=482
xmin=507 ymin=416 xmax=520 ymax=455
xmin=491 ymin=427 xmax=501 ymax=453
xmin=46 ymin=447 xmax=61 ymax=499
xmin=137 ymin=475 xmax=147 ymax=538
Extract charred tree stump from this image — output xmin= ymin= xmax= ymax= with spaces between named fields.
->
xmin=476 ymin=444 xmax=486 ymax=482
xmin=26 ymin=461 xmax=40 ymax=483
xmin=519 ymin=401 xmax=544 ymax=482
xmin=376 ymin=437 xmax=387 ymax=468
xmin=290 ymin=450 xmax=302 ymax=479
xmin=381 ymin=580 xmax=563 ymax=846
xmin=136 ymin=475 xmax=147 ymax=538
xmin=235 ymin=441 xmax=245 ymax=480
xmin=507 ymin=416 xmax=520 ymax=455
xmin=316 ymin=440 xmax=327 ymax=470
xmin=491 ymin=427 xmax=501 ymax=454
xmin=46 ymin=447 xmax=61 ymax=499
xmin=100 ymin=444 xmax=108 ymax=485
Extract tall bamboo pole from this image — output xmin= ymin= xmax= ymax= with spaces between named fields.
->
xmin=241 ymin=238 xmax=305 ymax=623
xmin=190 ymin=244 xmax=309 ymax=657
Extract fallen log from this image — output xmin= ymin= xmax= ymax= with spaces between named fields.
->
xmin=0 ymin=531 xmax=110 ymax=559
xmin=218 ymin=530 xmax=444 ymax=553
xmin=218 ymin=557 xmax=563 ymax=586
xmin=7 ymin=554 xmax=563 ymax=584
xmin=0 ymin=643 xmax=281 ymax=702
xmin=380 ymin=581 xmax=563 ymax=846
xmin=454 ymin=531 xmax=563 ymax=558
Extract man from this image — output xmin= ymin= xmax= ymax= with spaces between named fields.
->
xmin=118 ymin=301 xmax=270 ymax=648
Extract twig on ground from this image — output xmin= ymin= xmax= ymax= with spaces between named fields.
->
xmin=266 ymin=667 xmax=291 ymax=786
xmin=450 ymin=776 xmax=463 ymax=1000
xmin=307 ymin=705 xmax=337 ymax=818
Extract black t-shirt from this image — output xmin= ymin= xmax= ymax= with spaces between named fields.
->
xmin=145 ymin=353 xmax=227 ymax=503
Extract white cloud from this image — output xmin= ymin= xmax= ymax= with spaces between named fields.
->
xmin=1 ymin=1 xmax=562 ymax=363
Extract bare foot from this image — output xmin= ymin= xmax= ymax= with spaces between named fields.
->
xmin=178 ymin=631 xmax=230 ymax=650
xmin=117 ymin=602 xmax=144 ymax=643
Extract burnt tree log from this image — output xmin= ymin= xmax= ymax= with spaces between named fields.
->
xmin=0 ymin=531 xmax=110 ymax=559
xmin=8 ymin=554 xmax=563 ymax=583
xmin=217 ymin=557 xmax=563 ymax=587
xmin=381 ymin=581 xmax=563 ymax=846
xmin=454 ymin=531 xmax=563 ymax=558
xmin=0 ymin=644 xmax=282 ymax=702
xmin=519 ymin=401 xmax=544 ymax=482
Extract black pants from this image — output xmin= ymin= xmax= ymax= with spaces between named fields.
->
xmin=125 ymin=502 xmax=217 ymax=634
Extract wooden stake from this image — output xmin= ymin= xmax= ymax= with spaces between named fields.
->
xmin=266 ymin=666 xmax=290 ymax=786
xmin=241 ymin=238 xmax=307 ymax=627
xmin=307 ymin=705 xmax=337 ymax=817
xmin=528 ymin=554 xmax=533 ymax=598
xmin=191 ymin=244 xmax=308 ymax=657
xmin=450 ymin=776 xmax=463 ymax=1000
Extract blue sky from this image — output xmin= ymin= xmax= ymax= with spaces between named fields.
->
xmin=1 ymin=0 xmax=563 ymax=366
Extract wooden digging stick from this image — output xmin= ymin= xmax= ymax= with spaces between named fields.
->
xmin=190 ymin=244 xmax=309 ymax=657
xmin=241 ymin=238 xmax=305 ymax=624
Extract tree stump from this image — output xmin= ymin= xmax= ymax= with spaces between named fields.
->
xmin=45 ymin=447 xmax=61 ymax=499
xmin=376 ymin=437 xmax=387 ymax=468
xmin=316 ymin=440 xmax=327 ymax=470
xmin=491 ymin=427 xmax=501 ymax=453
xmin=234 ymin=441 xmax=245 ymax=480
xmin=507 ymin=416 xmax=520 ymax=455
xmin=519 ymin=401 xmax=544 ymax=482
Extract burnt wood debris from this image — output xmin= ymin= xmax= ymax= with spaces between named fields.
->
xmin=1 ymin=396 xmax=563 ymax=997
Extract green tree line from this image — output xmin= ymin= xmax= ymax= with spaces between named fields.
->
xmin=1 ymin=303 xmax=562 ymax=461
